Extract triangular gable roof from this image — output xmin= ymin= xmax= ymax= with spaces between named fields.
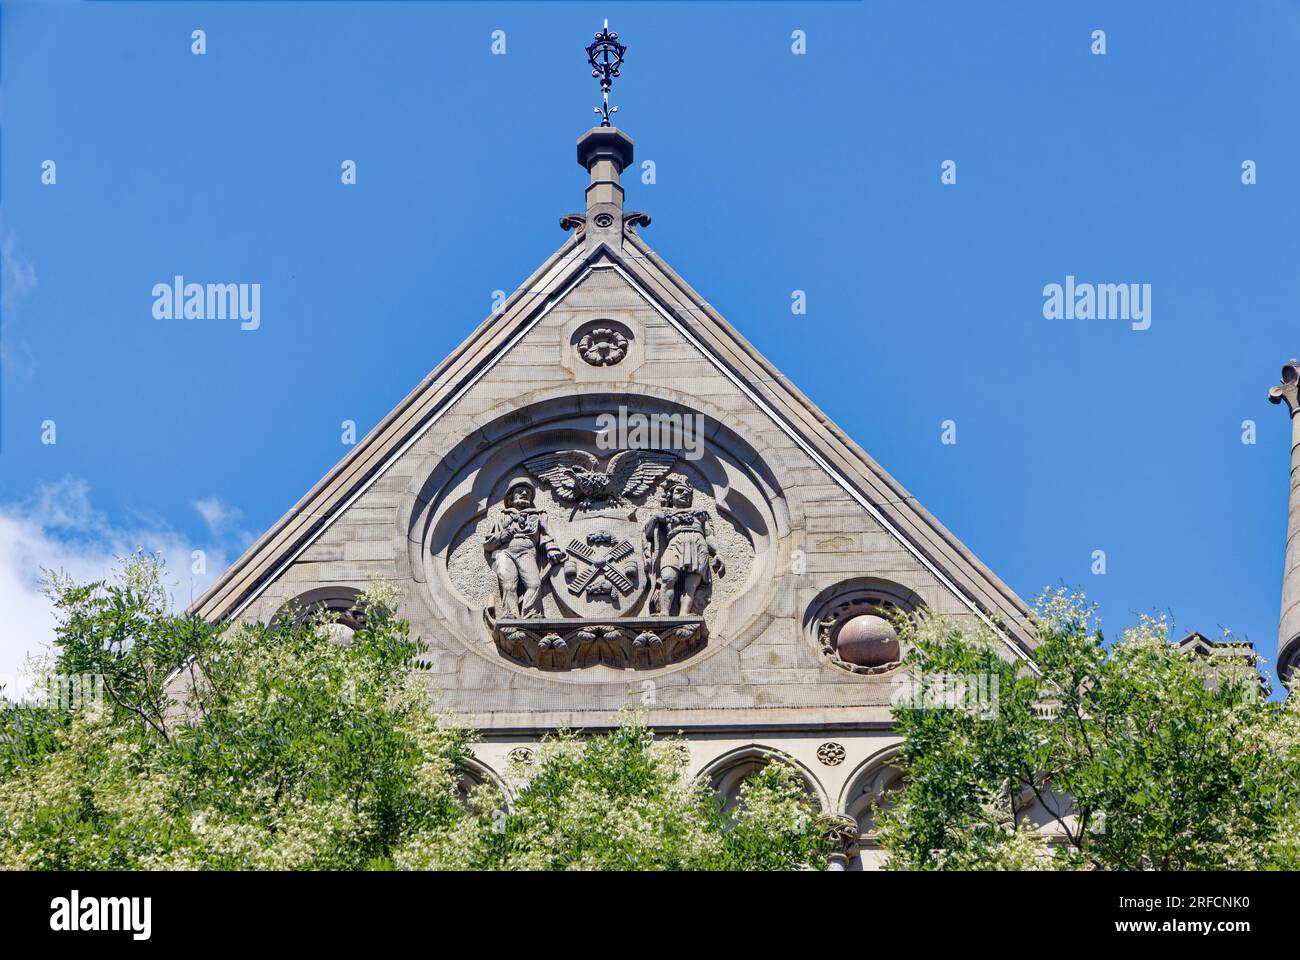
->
xmin=191 ymin=225 xmax=1039 ymax=665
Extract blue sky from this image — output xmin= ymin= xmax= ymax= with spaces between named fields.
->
xmin=3 ymin=1 xmax=1300 ymax=689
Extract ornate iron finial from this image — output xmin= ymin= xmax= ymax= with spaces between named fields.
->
xmin=586 ymin=20 xmax=626 ymax=127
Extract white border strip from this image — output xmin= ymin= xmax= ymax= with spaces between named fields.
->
xmin=223 ymin=254 xmax=1036 ymax=670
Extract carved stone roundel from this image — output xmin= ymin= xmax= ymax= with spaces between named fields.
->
xmin=817 ymin=742 xmax=846 ymax=766
xmin=577 ymin=327 xmax=629 ymax=367
xmin=804 ymin=580 xmax=924 ymax=677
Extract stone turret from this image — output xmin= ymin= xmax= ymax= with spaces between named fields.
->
xmin=576 ymin=126 xmax=633 ymax=251
xmin=1267 ymin=359 xmax=1300 ymax=688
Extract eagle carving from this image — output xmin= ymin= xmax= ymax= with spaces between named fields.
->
xmin=523 ymin=450 xmax=679 ymax=508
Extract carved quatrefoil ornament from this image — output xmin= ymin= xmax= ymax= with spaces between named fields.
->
xmin=817 ymin=742 xmax=846 ymax=766
xmin=577 ymin=327 xmax=629 ymax=366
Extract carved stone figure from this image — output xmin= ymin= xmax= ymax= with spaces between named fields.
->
xmin=484 ymin=478 xmax=565 ymax=617
xmin=643 ymin=475 xmax=725 ymax=616
xmin=523 ymin=449 xmax=677 ymax=509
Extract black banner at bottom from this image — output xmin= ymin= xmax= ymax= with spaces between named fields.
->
xmin=0 ymin=869 xmax=1276 ymax=946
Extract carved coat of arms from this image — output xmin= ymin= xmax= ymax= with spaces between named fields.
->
xmin=483 ymin=448 xmax=725 ymax=668
xmin=549 ymin=511 xmax=647 ymax=618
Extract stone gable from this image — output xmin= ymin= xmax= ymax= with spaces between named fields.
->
xmin=184 ymin=115 xmax=1039 ymax=870
xmin=224 ymin=250 xmax=1030 ymax=732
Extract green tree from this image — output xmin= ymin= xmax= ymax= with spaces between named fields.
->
xmin=876 ymin=589 xmax=1300 ymax=870
xmin=0 ymin=555 xmax=830 ymax=871
xmin=397 ymin=709 xmax=833 ymax=871
xmin=0 ymin=556 xmax=473 ymax=869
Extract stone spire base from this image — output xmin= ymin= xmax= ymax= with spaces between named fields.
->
xmin=576 ymin=127 xmax=634 ymax=250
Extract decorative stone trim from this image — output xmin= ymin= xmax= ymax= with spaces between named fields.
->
xmin=561 ymin=319 xmax=644 ymax=380
xmin=816 ymin=741 xmax=846 ymax=766
xmin=560 ymin=211 xmax=651 ymax=234
xmin=486 ymin=612 xmax=707 ymax=669
xmin=804 ymin=580 xmax=924 ymax=676
xmin=507 ymin=747 xmax=535 ymax=766
xmin=576 ymin=326 xmax=629 ymax=366
xmin=623 ymin=211 xmax=652 ymax=232
xmin=817 ymin=597 xmax=903 ymax=674
xmin=824 ymin=814 xmax=860 ymax=871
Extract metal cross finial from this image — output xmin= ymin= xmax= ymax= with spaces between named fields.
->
xmin=586 ymin=19 xmax=626 ymax=127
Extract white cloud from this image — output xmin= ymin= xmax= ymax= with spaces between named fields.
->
xmin=0 ymin=477 xmax=229 ymax=700
xmin=193 ymin=495 xmax=242 ymax=538
xmin=0 ymin=224 xmax=38 ymax=375
xmin=1 ymin=227 xmax=37 ymax=313
xmin=192 ymin=495 xmax=255 ymax=555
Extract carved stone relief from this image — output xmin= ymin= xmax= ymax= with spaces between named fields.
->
xmin=416 ymin=398 xmax=774 ymax=675
xmin=564 ymin=319 xmax=640 ymax=380
xmin=483 ymin=477 xmax=565 ymax=618
xmin=523 ymin=449 xmax=675 ymax=509
xmin=816 ymin=741 xmax=846 ymax=766
xmin=481 ymin=460 xmax=725 ymax=669
xmin=577 ymin=327 xmax=629 ymax=366
xmin=643 ymin=475 xmax=725 ymax=617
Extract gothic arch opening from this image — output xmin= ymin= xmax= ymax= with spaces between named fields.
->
xmin=458 ymin=756 xmax=508 ymax=813
xmin=274 ymin=586 xmax=366 ymax=645
xmin=839 ymin=746 xmax=906 ymax=871
xmin=699 ymin=745 xmax=828 ymax=816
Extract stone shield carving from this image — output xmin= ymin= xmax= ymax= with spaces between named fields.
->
xmin=551 ymin=509 xmax=648 ymax=618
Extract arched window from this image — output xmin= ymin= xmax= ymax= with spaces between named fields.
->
xmin=699 ymin=745 xmax=827 ymax=817
xmin=276 ymin=587 xmax=366 ymax=645
xmin=457 ymin=756 xmax=508 ymax=814
xmin=840 ymin=748 xmax=906 ymax=871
